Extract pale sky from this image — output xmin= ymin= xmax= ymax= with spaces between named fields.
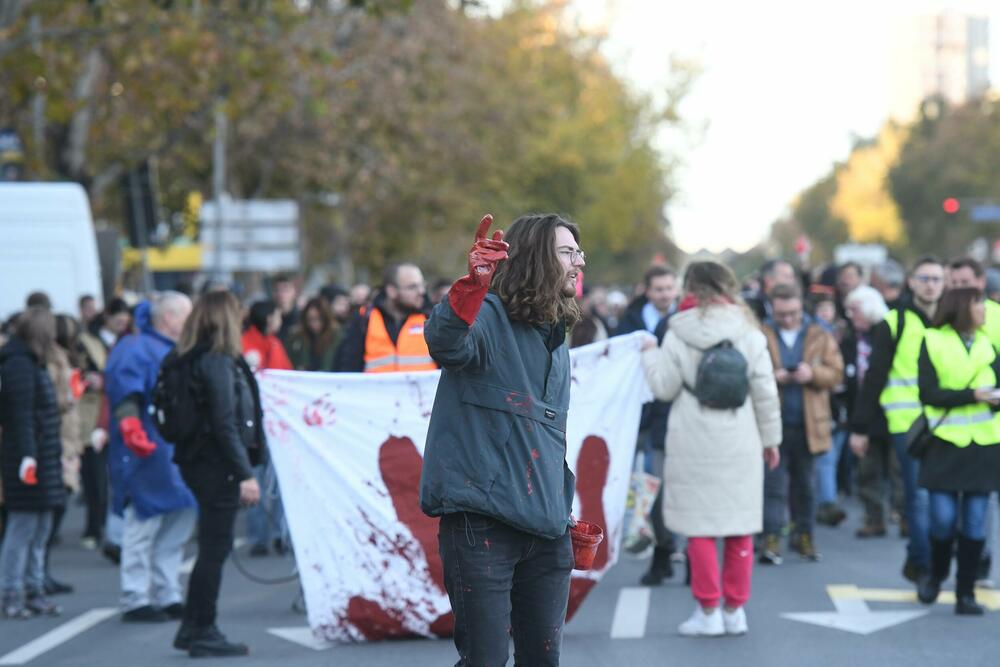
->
xmin=573 ymin=0 xmax=1000 ymax=253
xmin=491 ymin=0 xmax=1000 ymax=254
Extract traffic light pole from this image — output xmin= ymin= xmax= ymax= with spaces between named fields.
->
xmin=125 ymin=168 xmax=153 ymax=294
xmin=212 ymin=99 xmax=227 ymax=280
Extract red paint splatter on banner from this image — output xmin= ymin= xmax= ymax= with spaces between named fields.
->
xmin=346 ymin=596 xmax=407 ymax=640
xmin=337 ymin=436 xmax=454 ymax=641
xmin=303 ymin=394 xmax=336 ymax=427
xmin=378 ymin=436 xmax=447 ymax=592
xmin=566 ymin=434 xmax=610 ymax=621
xmin=264 ymin=417 xmax=292 ymax=443
xmin=483 ymin=538 xmax=492 ymax=551
xmin=531 ymin=448 xmax=540 ymax=460
xmin=525 ymin=462 xmax=534 ymax=496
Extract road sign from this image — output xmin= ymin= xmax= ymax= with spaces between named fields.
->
xmin=200 ymin=196 xmax=300 ymax=273
xmin=971 ymin=204 xmax=1000 ymax=223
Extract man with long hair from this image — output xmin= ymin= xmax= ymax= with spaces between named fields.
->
xmin=420 ymin=213 xmax=583 ymax=666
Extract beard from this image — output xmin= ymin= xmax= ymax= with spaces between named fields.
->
xmin=561 ymin=276 xmax=578 ymax=298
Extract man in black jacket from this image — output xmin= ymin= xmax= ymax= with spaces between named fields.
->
xmin=850 ymin=256 xmax=945 ymax=583
xmin=421 ymin=213 xmax=582 ymax=667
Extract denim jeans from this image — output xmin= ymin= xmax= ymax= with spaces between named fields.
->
xmin=0 ymin=510 xmax=53 ymax=594
xmin=929 ymin=491 xmax=989 ymax=541
xmin=180 ymin=462 xmax=241 ymax=629
xmin=816 ymin=428 xmax=848 ymax=505
xmin=764 ymin=424 xmax=816 ymax=536
xmin=120 ymin=505 xmax=196 ymax=611
xmin=438 ymin=512 xmax=573 ymax=667
xmin=891 ymin=433 xmax=930 ymax=567
xmin=246 ymin=463 xmax=284 ymax=548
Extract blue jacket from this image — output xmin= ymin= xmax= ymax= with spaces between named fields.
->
xmin=105 ymin=302 xmax=196 ymax=519
xmin=419 ymin=293 xmax=575 ymax=539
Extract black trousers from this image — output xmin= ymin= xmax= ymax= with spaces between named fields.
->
xmin=439 ymin=512 xmax=573 ymax=667
xmin=180 ymin=462 xmax=240 ymax=629
xmin=80 ymin=447 xmax=107 ymax=540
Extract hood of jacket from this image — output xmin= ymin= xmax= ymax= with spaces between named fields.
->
xmin=668 ymin=303 xmax=756 ymax=350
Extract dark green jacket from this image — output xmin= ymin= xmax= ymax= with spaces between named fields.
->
xmin=419 ymin=293 xmax=575 ymax=539
xmin=286 ymin=328 xmax=341 ymax=373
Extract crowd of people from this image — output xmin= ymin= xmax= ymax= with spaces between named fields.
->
xmin=618 ymin=254 xmax=1000 ymax=636
xmin=3 ymin=221 xmax=1000 ymax=660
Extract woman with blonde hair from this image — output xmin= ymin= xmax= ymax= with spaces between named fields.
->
xmin=641 ymin=261 xmax=781 ymax=637
xmin=170 ymin=291 xmax=262 ymax=658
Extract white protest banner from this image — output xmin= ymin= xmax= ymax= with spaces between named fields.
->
xmin=258 ymin=332 xmax=652 ymax=642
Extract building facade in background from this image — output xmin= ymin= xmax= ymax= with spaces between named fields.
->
xmin=889 ymin=12 xmax=991 ymax=122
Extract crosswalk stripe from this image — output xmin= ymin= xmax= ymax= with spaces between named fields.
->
xmin=609 ymin=587 xmax=650 ymax=639
xmin=0 ymin=607 xmax=118 ymax=665
xmin=267 ymin=627 xmax=332 ymax=651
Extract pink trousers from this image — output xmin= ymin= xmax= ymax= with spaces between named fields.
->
xmin=687 ymin=535 xmax=753 ymax=609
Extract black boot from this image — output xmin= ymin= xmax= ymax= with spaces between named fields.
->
xmin=174 ymin=621 xmax=194 ymax=651
xmin=955 ymin=535 xmax=986 ymax=616
xmin=188 ymin=625 xmax=249 ymax=657
xmin=918 ymin=537 xmax=953 ymax=604
xmin=639 ymin=546 xmax=674 ymax=586
xmin=43 ymin=574 xmax=74 ymax=596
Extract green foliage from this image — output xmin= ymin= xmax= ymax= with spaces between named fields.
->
xmin=0 ymin=0 xmax=691 ymax=285
xmin=889 ymin=98 xmax=1000 ymax=260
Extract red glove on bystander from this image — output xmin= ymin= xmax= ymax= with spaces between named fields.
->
xmin=120 ymin=416 xmax=156 ymax=458
xmin=19 ymin=457 xmax=37 ymax=485
xmin=448 ymin=214 xmax=510 ymax=325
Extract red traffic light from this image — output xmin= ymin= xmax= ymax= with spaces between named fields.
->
xmin=943 ymin=197 xmax=961 ymax=214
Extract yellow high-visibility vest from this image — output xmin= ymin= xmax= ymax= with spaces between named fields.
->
xmin=880 ymin=309 xmax=926 ymax=434
xmin=923 ymin=326 xmax=1000 ymax=448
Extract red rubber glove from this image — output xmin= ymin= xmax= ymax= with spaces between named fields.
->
xmin=448 ymin=214 xmax=510 ymax=325
xmin=120 ymin=416 xmax=156 ymax=458
xmin=19 ymin=457 xmax=37 ymax=485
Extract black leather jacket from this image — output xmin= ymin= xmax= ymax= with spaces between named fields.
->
xmin=175 ymin=351 xmax=264 ymax=480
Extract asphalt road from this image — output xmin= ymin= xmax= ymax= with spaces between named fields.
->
xmin=2 ymin=499 xmax=1000 ymax=666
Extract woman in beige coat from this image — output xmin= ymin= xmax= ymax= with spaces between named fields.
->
xmin=641 ymin=261 xmax=782 ymax=638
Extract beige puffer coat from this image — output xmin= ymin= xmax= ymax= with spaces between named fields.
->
xmin=641 ymin=303 xmax=782 ymax=537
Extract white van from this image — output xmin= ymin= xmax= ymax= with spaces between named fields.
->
xmin=0 ymin=182 xmax=103 ymax=319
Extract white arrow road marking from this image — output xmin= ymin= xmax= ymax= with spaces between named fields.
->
xmin=610 ymin=587 xmax=651 ymax=639
xmin=781 ymin=585 xmax=929 ymax=635
xmin=0 ymin=607 xmax=118 ymax=665
xmin=267 ymin=627 xmax=333 ymax=651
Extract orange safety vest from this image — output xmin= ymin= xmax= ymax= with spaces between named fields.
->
xmin=363 ymin=308 xmax=437 ymax=373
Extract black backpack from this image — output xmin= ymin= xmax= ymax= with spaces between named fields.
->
xmin=684 ymin=340 xmax=749 ymax=409
xmin=149 ymin=347 xmax=205 ymax=443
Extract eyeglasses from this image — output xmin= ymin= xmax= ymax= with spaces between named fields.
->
xmin=913 ymin=275 xmax=943 ymax=284
xmin=557 ymin=247 xmax=586 ymax=264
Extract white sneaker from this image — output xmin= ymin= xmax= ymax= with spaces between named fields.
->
xmin=678 ymin=606 xmax=725 ymax=637
xmin=722 ymin=607 xmax=748 ymax=635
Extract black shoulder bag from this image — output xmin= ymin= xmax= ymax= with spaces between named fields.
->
xmin=905 ymin=366 xmax=988 ymax=459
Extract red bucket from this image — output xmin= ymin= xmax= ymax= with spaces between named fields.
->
xmin=570 ymin=521 xmax=604 ymax=570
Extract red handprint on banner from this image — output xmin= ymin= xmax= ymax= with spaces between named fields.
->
xmin=343 ymin=436 xmax=453 ymax=640
xmin=566 ymin=435 xmax=610 ymax=621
